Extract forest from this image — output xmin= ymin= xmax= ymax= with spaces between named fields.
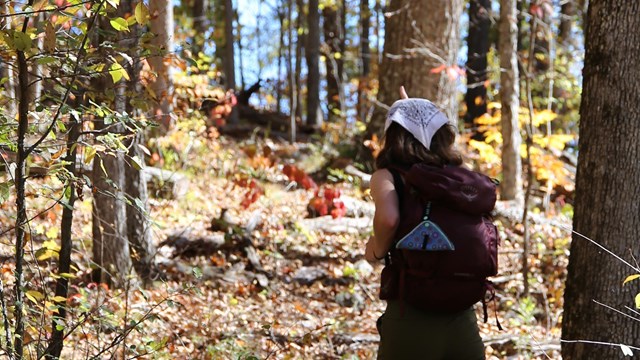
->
xmin=0 ymin=0 xmax=639 ymax=359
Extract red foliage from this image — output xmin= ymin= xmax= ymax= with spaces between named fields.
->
xmin=307 ymin=186 xmax=346 ymax=219
xmin=233 ymin=175 xmax=264 ymax=208
xmin=282 ymin=164 xmax=318 ymax=190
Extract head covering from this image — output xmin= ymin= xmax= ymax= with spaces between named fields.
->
xmin=384 ymin=98 xmax=449 ymax=150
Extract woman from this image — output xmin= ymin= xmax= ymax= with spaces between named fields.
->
xmin=365 ymin=88 xmax=485 ymax=360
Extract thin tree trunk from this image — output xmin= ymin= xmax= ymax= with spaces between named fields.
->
xmin=306 ymin=0 xmax=321 ymax=126
xmin=276 ymin=7 xmax=284 ymax=114
xmin=499 ymin=0 xmax=522 ymax=201
xmin=223 ymin=0 xmax=238 ymax=123
xmin=294 ymin=0 xmax=305 ymax=121
xmin=562 ymin=2 xmax=640 ymax=358
xmin=559 ymin=0 xmax=575 ymax=45
xmin=149 ymin=0 xmax=175 ymax=130
xmin=193 ymin=0 xmax=209 ymax=55
xmin=124 ymin=3 xmax=155 ymax=285
xmin=358 ymin=0 xmax=371 ymax=122
xmin=1 ymin=1 xmax=17 ymax=119
xmin=235 ymin=8 xmax=245 ymax=91
xmin=45 ymin=102 xmax=81 ymax=359
xmin=287 ymin=0 xmax=296 ymax=141
xmin=323 ymin=4 xmax=341 ymax=122
xmin=464 ymin=0 xmax=491 ymax=134
xmin=12 ymin=33 xmax=31 ymax=360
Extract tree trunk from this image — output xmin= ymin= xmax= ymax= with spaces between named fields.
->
xmin=365 ymin=0 xmax=464 ymax=150
xmin=323 ymin=4 xmax=342 ymax=122
xmin=499 ymin=0 xmax=522 ymax=201
xmin=464 ymin=0 xmax=491 ymax=133
xmin=294 ymin=0 xmax=305 ymax=121
xmin=559 ymin=0 xmax=575 ymax=45
xmin=1 ymin=1 xmax=17 ymax=119
xmin=358 ymin=0 xmax=371 ymax=123
xmin=193 ymin=0 xmax=209 ymax=55
xmin=91 ymin=16 xmax=132 ymax=287
xmin=149 ymin=0 xmax=175 ymax=130
xmin=123 ymin=4 xmax=155 ymax=284
xmin=561 ymin=1 xmax=640 ymax=359
xmin=276 ymin=7 xmax=285 ymax=114
xmin=223 ymin=0 xmax=238 ymax=123
xmin=306 ymin=0 xmax=321 ymax=126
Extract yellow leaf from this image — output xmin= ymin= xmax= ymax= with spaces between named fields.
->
xmin=26 ymin=290 xmax=45 ymax=302
xmin=135 ymin=1 xmax=149 ymax=25
xmin=636 ymin=293 xmax=640 ymax=309
xmin=51 ymin=296 xmax=67 ymax=303
xmin=44 ymin=22 xmax=56 ymax=53
xmin=624 ymin=274 xmax=640 ymax=285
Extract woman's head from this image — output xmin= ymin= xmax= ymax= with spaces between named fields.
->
xmin=375 ymin=99 xmax=462 ymax=169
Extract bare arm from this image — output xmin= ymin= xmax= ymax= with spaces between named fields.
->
xmin=365 ymin=169 xmax=400 ymax=263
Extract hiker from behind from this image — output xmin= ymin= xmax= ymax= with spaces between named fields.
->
xmin=365 ymin=88 xmax=498 ymax=360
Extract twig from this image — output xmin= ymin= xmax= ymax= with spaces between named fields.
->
xmin=0 ymin=271 xmax=13 ymax=360
xmin=593 ymin=300 xmax=640 ymax=322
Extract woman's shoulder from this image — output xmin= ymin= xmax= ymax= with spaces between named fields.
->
xmin=371 ymin=168 xmax=393 ymax=184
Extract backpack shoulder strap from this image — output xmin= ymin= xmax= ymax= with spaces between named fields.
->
xmin=387 ymin=168 xmax=404 ymax=208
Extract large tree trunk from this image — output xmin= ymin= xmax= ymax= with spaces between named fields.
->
xmin=306 ymin=0 xmax=321 ymax=126
xmin=499 ymin=0 xmax=522 ymax=201
xmin=464 ymin=0 xmax=491 ymax=133
xmin=149 ymin=0 xmax=175 ymax=130
xmin=365 ymin=0 xmax=464 ymax=159
xmin=91 ymin=16 xmax=132 ymax=287
xmin=561 ymin=1 xmax=640 ymax=359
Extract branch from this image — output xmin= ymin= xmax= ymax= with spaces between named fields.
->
xmin=26 ymin=0 xmax=106 ymax=157
xmin=0 ymin=1 xmax=92 ymax=19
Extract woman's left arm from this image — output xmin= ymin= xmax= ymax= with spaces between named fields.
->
xmin=365 ymin=169 xmax=400 ymax=263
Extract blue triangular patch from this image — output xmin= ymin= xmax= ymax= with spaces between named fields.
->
xmin=395 ymin=221 xmax=455 ymax=251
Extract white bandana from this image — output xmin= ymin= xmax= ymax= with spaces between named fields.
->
xmin=384 ymin=98 xmax=449 ymax=150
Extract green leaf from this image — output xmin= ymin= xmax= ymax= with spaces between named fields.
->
xmin=130 ymin=155 xmax=144 ymax=170
xmin=0 ymin=182 xmax=10 ymax=204
xmin=109 ymin=17 xmax=129 ymax=32
xmin=192 ymin=267 xmax=203 ymax=279
xmin=13 ymin=31 xmax=32 ymax=52
xmin=624 ymin=274 xmax=640 ymax=285
xmin=134 ymin=2 xmax=149 ymax=26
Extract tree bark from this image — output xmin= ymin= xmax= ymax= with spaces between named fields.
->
xmin=306 ymin=0 xmax=321 ymax=126
xmin=561 ymin=1 xmax=640 ymax=359
xmin=364 ymin=0 xmax=464 ymax=163
xmin=358 ymin=0 xmax=371 ymax=123
xmin=464 ymin=0 xmax=491 ymax=132
xmin=91 ymin=16 xmax=132 ymax=287
xmin=499 ymin=0 xmax=522 ymax=201
xmin=149 ymin=0 xmax=175 ymax=130
xmin=223 ymin=0 xmax=238 ymax=123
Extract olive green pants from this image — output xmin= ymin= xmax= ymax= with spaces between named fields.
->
xmin=377 ymin=301 xmax=485 ymax=360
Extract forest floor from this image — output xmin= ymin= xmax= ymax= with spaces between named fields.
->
xmin=0 ymin=120 xmax=573 ymax=359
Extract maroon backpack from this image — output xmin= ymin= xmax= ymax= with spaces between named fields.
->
xmin=380 ymin=163 xmax=499 ymax=320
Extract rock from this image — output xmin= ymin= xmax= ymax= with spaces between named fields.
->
xmin=292 ymin=266 xmax=327 ymax=285
xmin=354 ymin=259 xmax=374 ymax=277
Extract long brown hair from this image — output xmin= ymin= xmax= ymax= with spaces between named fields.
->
xmin=375 ymin=122 xmax=463 ymax=170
